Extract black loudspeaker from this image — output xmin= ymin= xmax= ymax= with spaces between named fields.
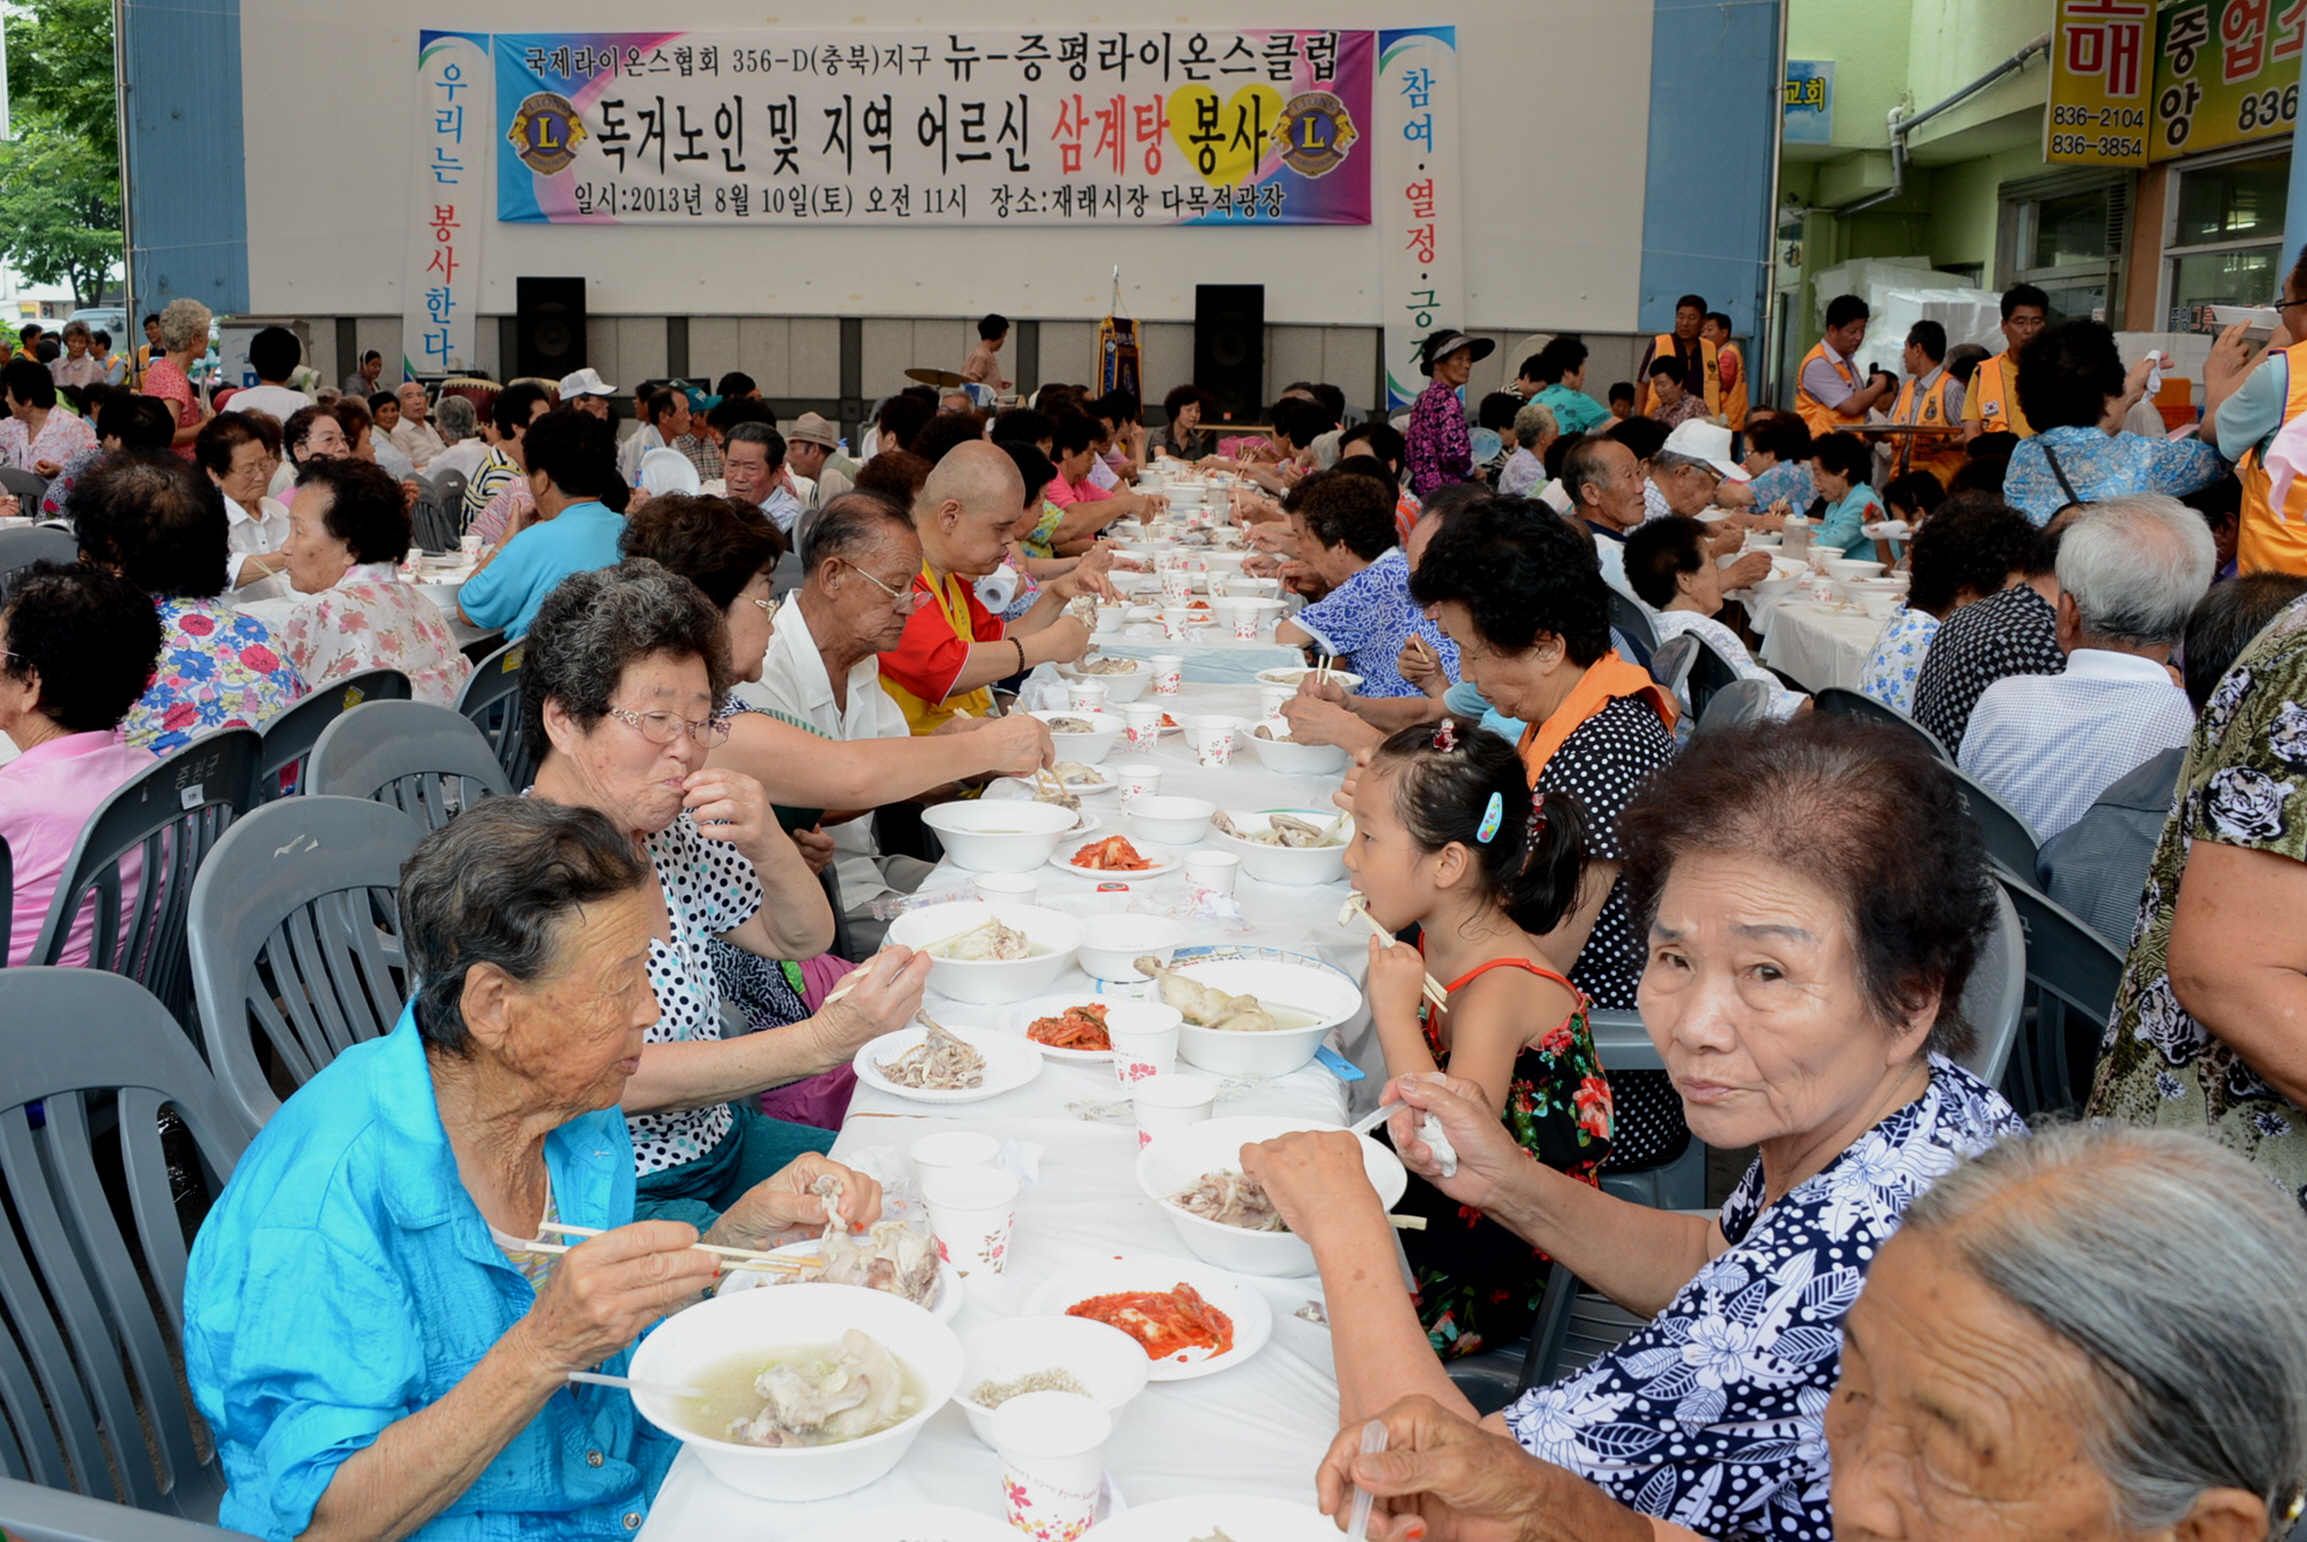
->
xmin=1194 ymin=283 xmax=1265 ymax=424
xmin=515 ymin=276 xmax=587 ymax=381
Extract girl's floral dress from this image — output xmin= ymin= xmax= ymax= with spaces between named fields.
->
xmin=123 ymin=598 xmax=306 ymax=754
xmin=1397 ymin=956 xmax=1613 ymax=1359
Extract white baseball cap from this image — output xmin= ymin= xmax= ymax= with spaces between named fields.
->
xmin=1661 ymin=419 xmax=1751 ymax=482
xmin=557 ymin=367 xmax=617 ymax=398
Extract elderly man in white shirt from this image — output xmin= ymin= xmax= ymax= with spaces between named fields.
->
xmin=388 ymin=382 xmax=446 ymax=470
xmin=1960 ymin=493 xmax=2216 ymax=843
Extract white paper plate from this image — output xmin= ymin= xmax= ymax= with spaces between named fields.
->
xmin=714 ymin=1239 xmax=964 ymax=1324
xmin=1011 ymin=992 xmax=1123 ymax=1063
xmin=1023 ymin=1256 xmax=1273 ymax=1382
xmin=1047 ymin=838 xmax=1183 ymax=881
xmin=853 ymin=1021 xmax=1044 ymax=1105
xmin=1085 ymin=1494 xmax=1335 ymax=1542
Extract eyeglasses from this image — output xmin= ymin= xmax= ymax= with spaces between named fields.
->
xmin=839 ymin=558 xmax=927 ymax=610
xmin=602 ymin=705 xmax=732 ymax=748
xmin=2281 ymin=296 xmax=2307 ymax=313
xmin=745 ymin=593 xmax=781 ymax=618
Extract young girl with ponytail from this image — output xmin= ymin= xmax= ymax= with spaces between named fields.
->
xmin=1344 ymin=717 xmax=1616 ymax=1358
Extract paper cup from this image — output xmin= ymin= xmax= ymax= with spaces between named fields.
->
xmin=1131 ymin=1072 xmax=1217 ymax=1149
xmin=1258 ymin=683 xmax=1294 ymax=719
xmin=1231 ymin=602 xmax=1261 ymax=640
xmin=1121 ymin=703 xmax=1163 ymax=751
xmin=995 ymin=1391 xmax=1112 ymax=1542
xmin=1185 ymin=714 xmax=1241 ymax=753
xmin=1093 ymin=604 xmax=1124 ymax=636
xmin=911 ymin=1129 xmax=1002 ymax=1178
xmin=1184 ymin=851 xmax=1241 ymax=896
xmin=1066 ymin=680 xmax=1108 ymax=713
xmin=1159 ymin=606 xmax=1189 ymax=640
xmin=1112 ymin=760 xmax=1163 ymax=800
xmin=1198 ymin=726 xmax=1237 ymax=767
xmin=1106 ymin=1002 xmax=1184 ymax=1090
xmin=976 ymin=871 xmax=1041 ymax=905
xmin=1149 ymin=655 xmax=1184 ymax=695
xmin=922 ymin=1165 xmax=1021 ymax=1278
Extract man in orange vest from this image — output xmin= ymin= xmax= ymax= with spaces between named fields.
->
xmin=1961 ymin=283 xmax=2050 ymax=443
xmin=1796 ymin=293 xmax=1895 ymax=436
xmin=2206 ymin=250 xmax=2307 ymax=575
xmin=1635 ymin=294 xmax=1720 ymax=420
xmin=1701 ymin=311 xmax=1749 ymax=432
xmin=1889 ymin=320 xmax=1968 ymax=486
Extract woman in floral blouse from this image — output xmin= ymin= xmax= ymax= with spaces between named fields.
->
xmin=2091 ymin=591 xmax=2307 ymax=1203
xmin=277 ymin=458 xmax=472 ymax=707
xmin=1406 ymin=330 xmax=1493 ymax=498
xmin=1246 ymin=714 xmax=2023 ymax=1542
xmin=1857 ymin=493 xmax=2036 ymax=715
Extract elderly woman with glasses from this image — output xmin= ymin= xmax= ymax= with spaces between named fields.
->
xmin=523 ymin=560 xmax=931 ymax=1227
xmin=1247 ymin=713 xmax=2024 ymax=1542
xmin=186 ymin=798 xmax=884 ymax=1542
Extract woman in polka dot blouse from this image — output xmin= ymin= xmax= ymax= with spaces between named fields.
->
xmin=525 ymin=562 xmax=933 ymax=1229
xmin=1244 ymin=715 xmax=2023 ymax=1542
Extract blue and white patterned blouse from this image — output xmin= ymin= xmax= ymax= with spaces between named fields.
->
xmin=1857 ymin=606 xmax=1941 ymax=715
xmin=1747 ymin=459 xmax=1817 ymax=512
xmin=2002 ymin=424 xmax=2225 ymax=525
xmin=1503 ymin=1056 xmax=2024 ymax=1542
xmin=1291 ymin=548 xmax=1459 ymax=698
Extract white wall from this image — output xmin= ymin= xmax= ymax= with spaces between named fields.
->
xmin=240 ymin=0 xmax=1655 ymax=335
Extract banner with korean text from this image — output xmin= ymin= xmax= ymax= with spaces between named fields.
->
xmin=493 ymin=30 xmax=1373 ymax=226
xmin=2047 ymin=0 xmax=2152 ymax=167
xmin=2151 ymin=0 xmax=2306 ymax=161
xmin=403 ymin=31 xmax=490 ymax=377
xmin=1377 ymin=28 xmax=1461 ymax=411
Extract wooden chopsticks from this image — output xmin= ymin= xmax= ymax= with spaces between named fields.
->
xmin=535 ymin=1221 xmax=822 ymax=1274
xmin=1341 ymin=892 xmax=1451 ymax=1013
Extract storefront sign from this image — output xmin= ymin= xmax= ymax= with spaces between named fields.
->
xmin=1783 ymin=60 xmax=1834 ymax=145
xmin=403 ymin=32 xmax=490 ymax=376
xmin=2152 ymin=0 xmax=2307 ymax=160
xmin=2048 ymin=0 xmax=2152 ymax=167
xmin=1378 ymin=27 xmax=1461 ymax=411
xmin=492 ymin=29 xmax=1374 ymax=225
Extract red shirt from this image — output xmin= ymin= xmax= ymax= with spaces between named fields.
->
xmin=878 ymin=564 xmax=1004 ymax=733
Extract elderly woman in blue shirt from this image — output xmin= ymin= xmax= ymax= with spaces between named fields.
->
xmin=1808 ymin=430 xmax=1884 ymax=564
xmin=2001 ymin=318 xmax=2224 ymax=524
xmin=1276 ymin=468 xmax=1458 ymax=698
xmin=183 ymin=797 xmax=880 ymax=1542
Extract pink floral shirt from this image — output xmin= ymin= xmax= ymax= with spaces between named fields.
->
xmin=277 ymin=562 xmax=474 ymax=707
xmin=0 ymin=409 xmax=96 ymax=473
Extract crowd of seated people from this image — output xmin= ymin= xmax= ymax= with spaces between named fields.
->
xmin=13 ymin=286 xmax=2307 ymax=1542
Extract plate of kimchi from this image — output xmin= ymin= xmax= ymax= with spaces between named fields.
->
xmin=1023 ymin=1256 xmax=1273 ymax=1381
xmin=1017 ymin=994 xmax=1119 ymax=1063
xmin=1047 ymin=835 xmax=1183 ymax=880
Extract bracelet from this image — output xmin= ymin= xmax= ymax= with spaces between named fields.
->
xmin=1012 ymin=638 xmax=1028 ymax=674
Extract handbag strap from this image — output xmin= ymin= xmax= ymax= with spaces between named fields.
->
xmin=2040 ymin=442 xmax=2082 ymax=505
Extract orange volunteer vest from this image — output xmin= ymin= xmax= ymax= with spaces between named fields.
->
xmin=1638 ymin=334 xmax=1720 ymax=418
xmin=2238 ymin=339 xmax=2307 ymax=577
xmin=1892 ymin=370 xmax=1966 ymax=485
xmin=1795 ymin=342 xmax=1864 ymax=436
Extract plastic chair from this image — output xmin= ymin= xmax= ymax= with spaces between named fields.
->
xmin=407 ymin=480 xmax=460 ymax=554
xmin=251 ymin=669 xmax=411 ymax=803
xmin=1956 ymin=883 xmax=2028 ymax=1090
xmin=0 ymin=968 xmax=250 ymax=1519
xmin=186 ymin=797 xmax=422 ymax=1130
xmin=307 ymin=698 xmax=511 ymax=832
xmin=456 ymin=637 xmax=534 ymax=790
xmin=1949 ymin=764 xmax=2043 ymax=880
xmin=0 ymin=524 xmax=78 ymax=596
xmin=1524 ymin=1261 xmax=1650 ymax=1385
xmin=0 ymin=1477 xmax=256 ymax=1541
xmin=1813 ymin=686 xmax=1952 ymax=763
xmin=30 ymin=729 xmax=262 ymax=1034
xmin=1683 ymin=635 xmax=1743 ymax=721
xmin=1585 ymin=1010 xmax=1707 ymax=1211
xmin=1646 ymin=631 xmax=1699 ymax=696
xmin=0 ymin=832 xmax=12 ymax=967
xmin=0 ymin=466 xmax=50 ymax=505
xmin=1693 ymin=677 xmax=1776 ymax=737
xmin=1997 ymin=872 xmax=2127 ymax=1120
xmin=1605 ymin=590 xmax=1657 ymax=669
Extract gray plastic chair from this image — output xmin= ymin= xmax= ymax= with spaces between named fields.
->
xmin=0 ymin=1477 xmax=256 ymax=1541
xmin=1646 ymin=630 xmax=1699 ymax=697
xmin=251 ymin=668 xmax=412 ymax=803
xmin=1605 ymin=589 xmax=1657 ymax=668
xmin=1958 ymin=882 xmax=2028 ymax=1090
xmin=307 ymin=698 xmax=511 ymax=832
xmin=455 ymin=636 xmax=534 ymax=789
xmin=0 ymin=466 xmax=50 ymax=505
xmin=1683 ymin=635 xmax=1743 ymax=720
xmin=31 ymin=729 xmax=262 ymax=1034
xmin=1693 ymin=676 xmax=1776 ymax=737
xmin=0 ymin=968 xmax=250 ymax=1519
xmin=1997 ymin=872 xmax=2126 ymax=1120
xmin=1813 ymin=686 xmax=1953 ymax=763
xmin=0 ymin=524 xmax=78 ymax=596
xmin=186 ymin=797 xmax=423 ymax=1130
xmin=1584 ymin=1011 xmax=1708 ymax=1212
xmin=1950 ymin=764 xmax=2043 ymax=880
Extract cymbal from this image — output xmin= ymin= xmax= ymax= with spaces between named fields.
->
xmin=905 ymin=366 xmax=968 ymax=388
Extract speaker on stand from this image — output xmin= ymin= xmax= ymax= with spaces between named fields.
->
xmin=515 ymin=276 xmax=587 ymax=381
xmin=1194 ymin=283 xmax=1265 ymax=424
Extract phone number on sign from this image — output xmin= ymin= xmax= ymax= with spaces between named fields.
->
xmin=2049 ymin=132 xmax=2143 ymax=158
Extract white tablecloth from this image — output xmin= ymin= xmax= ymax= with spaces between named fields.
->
xmin=1749 ymin=595 xmax=1889 ymax=694
xmin=1090 ymin=634 xmax=1308 ymax=684
xmin=642 ymin=680 xmax=1371 ymax=1538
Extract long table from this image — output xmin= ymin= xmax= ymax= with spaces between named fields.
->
xmin=640 ymin=680 xmax=1374 ymax=1537
xmin=1748 ymin=592 xmax=1890 ymax=694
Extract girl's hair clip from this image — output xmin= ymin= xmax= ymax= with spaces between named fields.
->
xmin=1476 ymin=791 xmax=1504 ymax=844
xmin=1528 ymin=803 xmax=1548 ymax=843
xmin=1431 ymin=717 xmax=1459 ymax=752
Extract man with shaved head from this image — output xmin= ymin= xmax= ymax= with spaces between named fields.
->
xmin=877 ymin=441 xmax=1103 ymax=732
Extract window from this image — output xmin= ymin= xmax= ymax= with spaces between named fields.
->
xmin=2164 ymin=153 xmax=2290 ymax=328
xmin=1998 ymin=173 xmax=2130 ymax=323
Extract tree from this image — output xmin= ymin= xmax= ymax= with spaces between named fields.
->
xmin=1 ymin=0 xmax=122 ymax=308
